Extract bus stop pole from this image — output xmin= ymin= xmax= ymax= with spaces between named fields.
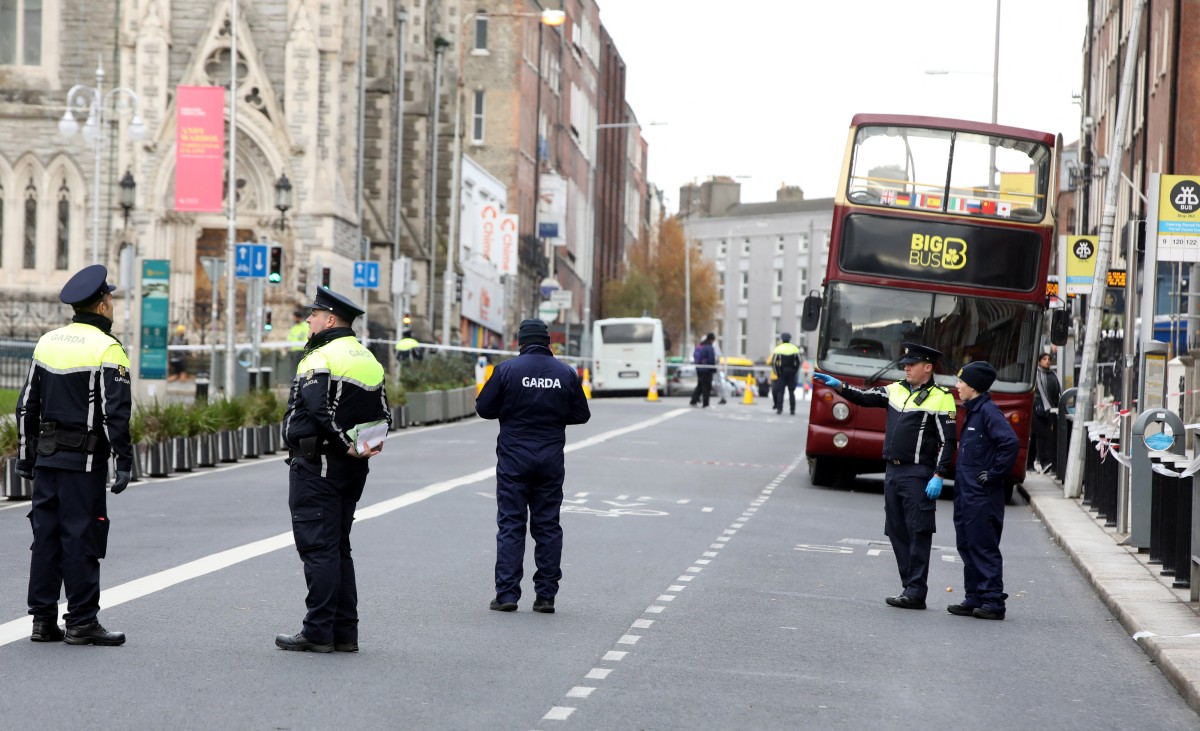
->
xmin=1064 ymin=0 xmax=1145 ymax=500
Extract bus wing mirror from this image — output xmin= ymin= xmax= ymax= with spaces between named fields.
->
xmin=1050 ymin=310 xmax=1069 ymax=346
xmin=801 ymin=291 xmax=822 ymax=332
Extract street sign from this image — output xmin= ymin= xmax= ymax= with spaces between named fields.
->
xmin=537 ymin=299 xmax=559 ymax=324
xmin=540 ymin=277 xmax=560 ymax=299
xmin=354 ymin=260 xmax=380 ymax=289
xmin=550 ymin=289 xmax=573 ymax=308
xmin=199 ymin=256 xmax=226 ymax=285
xmin=235 ymin=243 xmax=268 ymax=278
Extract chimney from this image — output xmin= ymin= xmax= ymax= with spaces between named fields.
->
xmin=776 ymin=184 xmax=804 ymax=203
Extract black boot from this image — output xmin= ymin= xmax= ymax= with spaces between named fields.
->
xmin=275 ymin=631 xmax=334 ymax=652
xmin=532 ymin=596 xmax=555 ymax=614
xmin=30 ymin=620 xmax=64 ymax=642
xmin=489 ymin=597 xmax=518 ymax=612
xmin=64 ymin=621 xmax=125 ymax=646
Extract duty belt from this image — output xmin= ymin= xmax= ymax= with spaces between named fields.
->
xmin=37 ymin=423 xmax=103 ymax=456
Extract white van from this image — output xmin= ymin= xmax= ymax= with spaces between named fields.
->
xmin=591 ymin=317 xmax=666 ymax=396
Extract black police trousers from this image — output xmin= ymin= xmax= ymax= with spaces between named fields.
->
xmin=773 ymin=370 xmax=798 ymax=413
xmin=495 ymin=462 xmax=564 ymax=603
xmin=288 ymin=458 xmax=367 ymax=645
xmin=883 ymin=463 xmax=937 ymax=602
xmin=27 ymin=466 xmax=110 ymax=626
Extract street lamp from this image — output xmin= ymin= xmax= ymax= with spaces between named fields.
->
xmin=274 ymin=173 xmax=292 ymax=230
xmin=443 ymin=8 xmax=567 ymax=347
xmin=59 ymin=59 xmax=147 ymax=266
xmin=118 ymin=170 xmax=136 ymax=229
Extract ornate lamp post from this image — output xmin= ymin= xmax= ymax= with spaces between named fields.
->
xmin=274 ymin=173 xmax=292 ymax=230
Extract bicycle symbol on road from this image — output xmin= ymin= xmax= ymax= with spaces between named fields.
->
xmin=561 ymin=505 xmax=669 ymax=518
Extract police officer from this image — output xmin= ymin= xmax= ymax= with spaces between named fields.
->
xmin=288 ymin=308 xmax=309 ymax=374
xmin=771 ymin=333 xmax=802 ymax=415
xmin=394 ymin=329 xmax=423 ymax=362
xmin=813 ymin=342 xmax=956 ymax=609
xmin=277 ymin=288 xmax=390 ymax=653
xmin=949 ymin=361 xmax=1019 ymax=620
xmin=16 ymin=265 xmax=132 ymax=645
xmin=476 ymin=318 xmax=590 ymax=613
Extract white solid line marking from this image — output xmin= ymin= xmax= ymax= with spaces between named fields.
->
xmin=543 ymin=707 xmax=576 ymax=721
xmin=701 ymin=507 xmax=714 ymax=512
xmin=646 ymin=606 xmax=665 ymax=613
xmin=657 ymin=594 xmax=675 ymax=601
xmin=632 ymin=619 xmax=654 ymax=629
xmin=566 ymin=687 xmax=595 ymax=699
xmin=0 ymin=410 xmax=693 ymax=648
xmin=586 ymin=668 xmax=613 ymax=679
xmin=618 ymin=635 xmax=641 ymax=645
xmin=668 ymin=585 xmax=686 ymax=591
xmin=603 ymin=651 xmax=628 ymax=661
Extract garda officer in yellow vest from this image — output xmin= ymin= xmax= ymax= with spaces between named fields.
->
xmin=813 ymin=342 xmax=956 ymax=610
xmin=277 ymin=288 xmax=390 ymax=653
xmin=288 ymin=308 xmax=309 ymax=374
xmin=16 ymin=264 xmax=132 ymax=646
xmin=770 ymin=333 xmax=803 ymax=415
xmin=394 ymin=329 xmax=423 ymax=362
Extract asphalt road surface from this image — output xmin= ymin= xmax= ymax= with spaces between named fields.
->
xmin=0 ymin=397 xmax=1195 ymax=730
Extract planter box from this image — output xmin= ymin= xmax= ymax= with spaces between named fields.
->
xmin=391 ymin=405 xmax=408 ymax=430
xmin=459 ymin=387 xmax=475 ymax=419
xmin=258 ymin=424 xmax=279 ymax=455
xmin=144 ymin=442 xmax=171 ymax=478
xmin=240 ymin=427 xmax=260 ymax=459
xmin=407 ymin=390 xmax=444 ymax=426
xmin=171 ymin=437 xmax=194 ymax=473
xmin=196 ymin=434 xmax=216 ymax=467
xmin=217 ymin=430 xmax=239 ymax=463
xmin=3 ymin=458 xmax=32 ymax=499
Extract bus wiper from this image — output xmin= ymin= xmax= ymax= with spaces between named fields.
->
xmin=865 ymin=357 xmax=903 ymax=386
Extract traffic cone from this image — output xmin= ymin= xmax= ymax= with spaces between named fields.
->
xmin=646 ymin=371 xmax=660 ymax=402
xmin=743 ymin=374 xmax=755 ymax=405
xmin=582 ymin=368 xmax=593 ymax=399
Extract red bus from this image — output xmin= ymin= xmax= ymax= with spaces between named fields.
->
xmin=802 ymin=114 xmax=1060 ymax=501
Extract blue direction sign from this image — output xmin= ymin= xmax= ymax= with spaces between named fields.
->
xmin=235 ymin=244 xmax=269 ymax=278
xmin=354 ymin=260 xmax=380 ymax=289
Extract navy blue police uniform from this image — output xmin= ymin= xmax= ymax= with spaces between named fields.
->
xmin=825 ymin=343 xmax=957 ymax=607
xmin=278 ymin=288 xmax=390 ymax=652
xmin=951 ymin=361 xmax=1019 ymax=619
xmin=16 ymin=265 xmax=132 ymax=645
xmin=476 ymin=319 xmax=591 ymax=612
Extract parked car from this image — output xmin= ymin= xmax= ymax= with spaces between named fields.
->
xmin=666 ymin=363 xmax=745 ymax=400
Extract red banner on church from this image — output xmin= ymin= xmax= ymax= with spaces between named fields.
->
xmin=174 ymin=86 xmax=225 ymax=212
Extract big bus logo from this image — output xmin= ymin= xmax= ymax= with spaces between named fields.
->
xmin=909 ymin=234 xmax=967 ymax=270
xmin=1169 ymin=179 xmax=1200 ymax=214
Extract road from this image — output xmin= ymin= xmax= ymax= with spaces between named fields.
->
xmin=0 ymin=397 xmax=1196 ymax=730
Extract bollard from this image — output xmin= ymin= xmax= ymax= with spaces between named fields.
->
xmin=1173 ymin=459 xmax=1193 ymax=589
xmin=1129 ymin=408 xmax=1187 ymax=550
xmin=1149 ymin=453 xmax=1169 ymax=566
xmin=1101 ymin=432 xmax=1120 ymax=527
xmin=1150 ymin=454 xmax=1182 ymax=575
xmin=195 ymin=374 xmax=210 ymax=402
xmin=1055 ymin=388 xmax=1077 ymax=483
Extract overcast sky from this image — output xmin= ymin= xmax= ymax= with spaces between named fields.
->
xmin=598 ymin=0 xmax=1089 ymax=212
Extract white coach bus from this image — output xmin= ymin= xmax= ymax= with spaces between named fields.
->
xmin=590 ymin=317 xmax=666 ymax=396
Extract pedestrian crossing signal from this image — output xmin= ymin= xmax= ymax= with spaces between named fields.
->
xmin=321 ymin=267 xmax=331 ymax=289
xmin=264 ymin=310 xmax=273 ymax=331
xmin=268 ymin=246 xmax=283 ymax=284
xmin=402 ymin=312 xmax=412 ymax=326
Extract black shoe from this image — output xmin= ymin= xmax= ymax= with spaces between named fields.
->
xmin=947 ymin=603 xmax=978 ymax=617
xmin=972 ymin=607 xmax=1005 ymax=620
xmin=885 ymin=595 xmax=926 ymax=610
xmin=334 ymin=641 xmax=359 ymax=652
xmin=719 ymin=399 xmax=727 ymax=405
xmin=490 ymin=597 xmax=518 ymax=612
xmin=63 ymin=621 xmax=125 ymax=646
xmin=532 ymin=596 xmax=555 ymax=614
xmin=274 ymin=632 xmax=334 ymax=652
xmin=30 ymin=620 xmax=64 ymax=642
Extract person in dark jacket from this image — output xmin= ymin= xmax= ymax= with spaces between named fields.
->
xmin=771 ymin=333 xmax=802 ymax=415
xmin=949 ymin=361 xmax=1019 ymax=620
xmin=690 ymin=333 xmax=716 ymax=408
xmin=813 ymin=342 xmax=957 ymax=609
xmin=476 ymin=318 xmax=591 ymax=613
xmin=277 ymin=288 xmax=390 ymax=653
xmin=1028 ymin=352 xmax=1061 ymax=474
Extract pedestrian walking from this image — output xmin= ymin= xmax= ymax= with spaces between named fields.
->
xmin=949 ymin=361 xmax=1019 ymax=620
xmin=15 ymin=264 xmax=133 ymax=646
xmin=1028 ymin=352 xmax=1061 ymax=474
xmin=771 ymin=333 xmax=802 ymax=414
xmin=711 ymin=338 xmax=730 ymax=405
xmin=168 ymin=325 xmax=188 ymax=381
xmin=812 ymin=342 xmax=956 ymax=609
xmin=690 ymin=333 xmax=716 ymax=408
xmin=476 ymin=318 xmax=591 ymax=613
xmin=277 ymin=288 xmax=390 ymax=653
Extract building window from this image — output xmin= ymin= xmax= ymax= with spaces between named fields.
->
xmin=741 ymin=238 xmax=750 ymax=257
xmin=718 ymin=239 xmax=727 ymax=257
xmin=776 ymin=236 xmax=785 ymax=255
xmin=738 ymin=318 xmax=747 ymax=356
xmin=55 ymin=179 xmax=69 ymax=270
xmin=23 ymin=180 xmax=36 ymax=269
xmin=0 ymin=183 xmax=4 ymax=263
xmin=796 ymin=266 xmax=807 ymax=294
xmin=798 ymin=233 xmax=809 ymax=253
xmin=0 ymin=0 xmax=43 ymax=66
xmin=739 ymin=271 xmax=749 ymax=303
xmin=473 ymin=12 xmax=487 ymax=51
xmin=774 ymin=269 xmax=783 ymax=300
xmin=772 ymin=317 xmax=780 ymax=343
xmin=472 ymin=90 xmax=485 ymax=143
xmin=718 ymin=272 xmax=725 ymax=302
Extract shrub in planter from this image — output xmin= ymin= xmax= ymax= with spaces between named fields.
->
xmin=208 ymin=398 xmax=246 ymax=462
xmin=136 ymin=401 xmax=175 ymax=477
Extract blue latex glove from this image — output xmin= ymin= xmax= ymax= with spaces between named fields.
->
xmin=925 ymin=475 xmax=943 ymax=499
xmin=812 ymin=373 xmax=842 ymax=389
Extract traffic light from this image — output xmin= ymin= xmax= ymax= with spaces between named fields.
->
xmin=321 ymin=267 xmax=331 ymax=289
xmin=402 ymin=312 xmax=412 ymax=327
xmin=268 ymin=246 xmax=283 ymax=284
xmin=455 ymin=273 xmax=463 ymax=300
xmin=264 ymin=309 xmax=273 ymax=332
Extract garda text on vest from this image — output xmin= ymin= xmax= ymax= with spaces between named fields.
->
xmin=522 ymin=376 xmax=562 ymax=389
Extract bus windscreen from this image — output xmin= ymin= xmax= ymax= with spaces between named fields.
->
xmin=601 ymin=323 xmax=657 ymax=344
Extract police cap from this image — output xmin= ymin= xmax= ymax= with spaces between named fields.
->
xmin=897 ymin=342 xmax=942 ymax=365
xmin=307 ymin=288 xmax=365 ymax=323
xmin=60 ymin=264 xmax=117 ymax=306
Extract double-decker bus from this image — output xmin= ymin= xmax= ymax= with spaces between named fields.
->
xmin=803 ymin=114 xmax=1060 ymax=501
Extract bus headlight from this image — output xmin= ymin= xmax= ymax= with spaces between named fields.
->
xmin=832 ymin=432 xmax=849 ymax=448
xmin=832 ymin=402 xmax=850 ymax=421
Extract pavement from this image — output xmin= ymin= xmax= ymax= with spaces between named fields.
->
xmin=1021 ymin=472 xmax=1200 ymax=712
